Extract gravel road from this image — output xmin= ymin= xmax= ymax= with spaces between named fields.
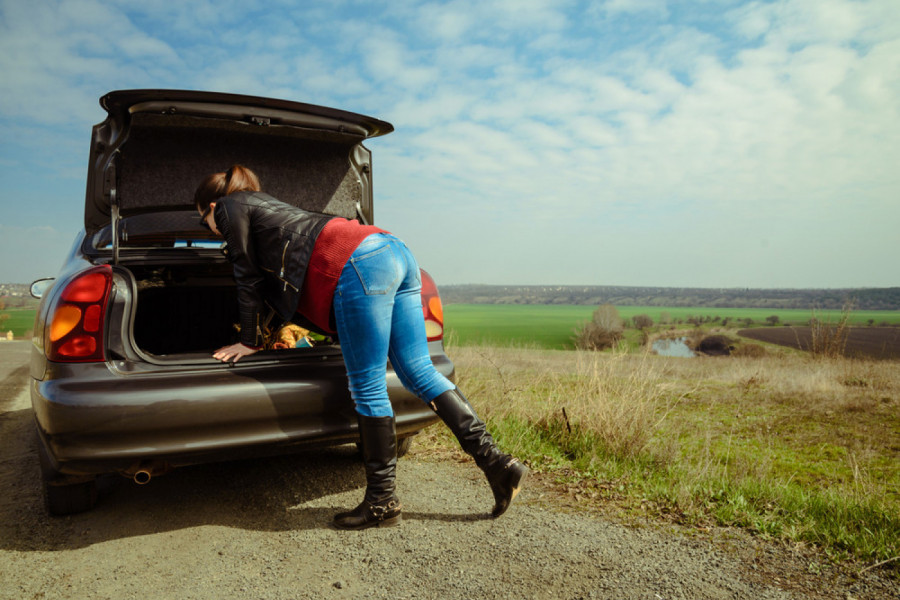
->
xmin=0 ymin=340 xmax=895 ymax=599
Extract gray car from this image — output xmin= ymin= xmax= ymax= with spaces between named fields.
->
xmin=30 ymin=89 xmax=452 ymax=515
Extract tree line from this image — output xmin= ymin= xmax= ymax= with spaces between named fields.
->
xmin=440 ymin=285 xmax=900 ymax=311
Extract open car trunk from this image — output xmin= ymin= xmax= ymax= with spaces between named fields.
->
xmin=130 ymin=262 xmax=239 ymax=355
xmin=124 ymin=261 xmax=335 ymax=358
xmin=79 ymin=91 xmax=394 ymax=360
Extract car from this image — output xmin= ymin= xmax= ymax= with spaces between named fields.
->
xmin=30 ymin=89 xmax=452 ymax=515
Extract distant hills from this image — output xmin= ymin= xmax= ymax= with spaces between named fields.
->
xmin=439 ymin=285 xmax=900 ymax=311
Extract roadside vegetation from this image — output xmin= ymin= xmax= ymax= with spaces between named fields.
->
xmin=424 ymin=343 xmax=899 ymax=575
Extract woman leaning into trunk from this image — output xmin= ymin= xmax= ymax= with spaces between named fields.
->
xmin=194 ymin=165 xmax=528 ymax=530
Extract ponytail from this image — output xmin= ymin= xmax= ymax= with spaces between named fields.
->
xmin=194 ymin=165 xmax=262 ymax=210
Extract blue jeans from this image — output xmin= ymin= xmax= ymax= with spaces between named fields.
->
xmin=333 ymin=234 xmax=455 ymax=417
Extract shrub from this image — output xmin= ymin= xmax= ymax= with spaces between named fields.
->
xmin=632 ymin=314 xmax=653 ymax=330
xmin=573 ymin=304 xmax=624 ymax=351
xmin=810 ymin=302 xmax=853 ymax=358
xmin=697 ymin=335 xmax=734 ymax=356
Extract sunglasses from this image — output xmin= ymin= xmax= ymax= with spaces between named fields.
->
xmin=198 ymin=168 xmax=231 ymax=232
xmin=198 ymin=206 xmax=213 ymax=231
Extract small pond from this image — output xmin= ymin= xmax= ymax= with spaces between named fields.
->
xmin=651 ymin=337 xmax=696 ymax=358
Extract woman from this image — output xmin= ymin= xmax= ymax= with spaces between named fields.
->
xmin=195 ymin=165 xmax=528 ymax=530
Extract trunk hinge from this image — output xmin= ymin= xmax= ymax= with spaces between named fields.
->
xmin=355 ymin=162 xmax=372 ymax=225
xmin=105 ymin=158 xmax=120 ymax=265
xmin=355 ymin=199 xmax=370 ymax=225
xmin=355 ymin=176 xmax=370 ymax=225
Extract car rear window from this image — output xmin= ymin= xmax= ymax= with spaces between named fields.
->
xmin=90 ymin=211 xmax=223 ymax=250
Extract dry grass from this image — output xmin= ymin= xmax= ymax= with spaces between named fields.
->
xmin=441 ymin=343 xmax=900 ymax=565
xmin=448 ymin=345 xmax=900 ymax=448
xmin=810 ymin=302 xmax=854 ymax=358
xmin=450 ymin=346 xmax=688 ymax=460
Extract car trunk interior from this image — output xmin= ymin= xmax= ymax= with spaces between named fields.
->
xmin=131 ymin=263 xmax=238 ymax=355
xmin=126 ymin=262 xmax=334 ymax=357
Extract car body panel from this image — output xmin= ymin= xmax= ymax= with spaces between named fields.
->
xmin=33 ymin=343 xmax=453 ymax=475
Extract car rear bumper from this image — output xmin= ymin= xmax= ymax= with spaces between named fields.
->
xmin=32 ymin=343 xmax=453 ymax=477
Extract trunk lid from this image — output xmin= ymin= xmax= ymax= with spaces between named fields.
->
xmin=84 ymin=89 xmax=394 ymax=238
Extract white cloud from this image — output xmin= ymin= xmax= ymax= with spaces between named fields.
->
xmin=415 ymin=2 xmax=475 ymax=40
xmin=603 ymin=0 xmax=669 ymax=18
xmin=360 ymin=34 xmax=441 ymax=90
xmin=761 ymin=0 xmax=866 ymax=46
xmin=0 ymin=0 xmax=181 ymax=124
xmin=425 ymin=0 xmax=571 ymax=37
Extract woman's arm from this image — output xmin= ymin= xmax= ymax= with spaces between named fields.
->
xmin=215 ymin=200 xmax=266 ymax=349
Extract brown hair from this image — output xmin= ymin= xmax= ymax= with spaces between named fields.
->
xmin=194 ymin=165 xmax=262 ymax=210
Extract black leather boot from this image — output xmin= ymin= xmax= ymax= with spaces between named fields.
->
xmin=429 ymin=388 xmax=528 ymax=518
xmin=333 ymin=415 xmax=402 ymax=530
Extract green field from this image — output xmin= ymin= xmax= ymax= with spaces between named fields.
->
xmin=444 ymin=304 xmax=900 ymax=350
xmin=0 ymin=308 xmax=36 ymax=338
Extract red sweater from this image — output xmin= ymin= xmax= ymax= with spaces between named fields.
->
xmin=296 ymin=218 xmax=386 ymax=333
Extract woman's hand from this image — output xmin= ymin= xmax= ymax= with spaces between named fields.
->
xmin=213 ymin=343 xmax=259 ymax=363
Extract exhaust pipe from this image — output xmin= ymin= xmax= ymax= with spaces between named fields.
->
xmin=124 ymin=460 xmax=171 ymax=484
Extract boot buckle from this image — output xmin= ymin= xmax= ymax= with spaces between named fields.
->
xmin=368 ymin=499 xmax=399 ymax=521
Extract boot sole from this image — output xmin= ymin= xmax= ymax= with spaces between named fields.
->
xmin=509 ymin=466 xmax=528 ymax=502
xmin=492 ymin=464 xmax=529 ymax=518
xmin=333 ymin=514 xmax=402 ymax=530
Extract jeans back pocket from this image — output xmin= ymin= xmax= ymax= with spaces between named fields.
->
xmin=350 ymin=243 xmax=401 ymax=295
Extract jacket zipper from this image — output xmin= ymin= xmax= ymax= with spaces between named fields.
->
xmin=260 ymin=265 xmax=300 ymax=292
xmin=279 ymin=240 xmax=292 ymax=291
xmin=258 ymin=240 xmax=299 ymax=292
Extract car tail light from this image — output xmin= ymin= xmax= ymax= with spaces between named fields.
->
xmin=47 ymin=266 xmax=113 ymax=362
xmin=419 ymin=269 xmax=445 ymax=342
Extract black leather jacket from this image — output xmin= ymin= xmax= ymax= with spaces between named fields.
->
xmin=214 ymin=191 xmax=332 ymax=347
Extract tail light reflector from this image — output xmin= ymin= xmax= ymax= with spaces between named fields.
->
xmin=47 ymin=266 xmax=113 ymax=362
xmin=420 ymin=269 xmax=445 ymax=342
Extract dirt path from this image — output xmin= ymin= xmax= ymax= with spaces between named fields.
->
xmin=0 ymin=343 xmax=895 ymax=599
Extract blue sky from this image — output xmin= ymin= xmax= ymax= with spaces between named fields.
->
xmin=1 ymin=0 xmax=897 ymax=288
